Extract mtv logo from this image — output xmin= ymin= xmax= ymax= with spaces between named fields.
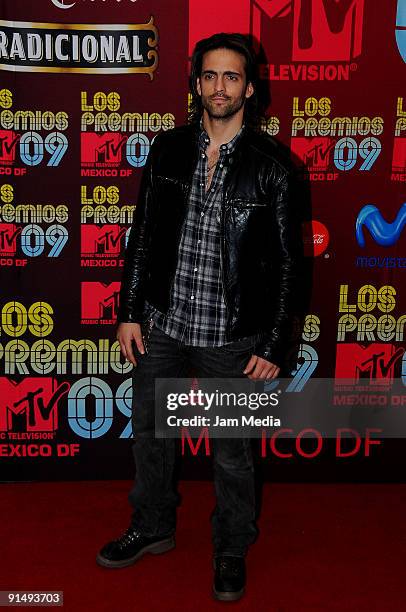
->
xmin=392 ymin=137 xmax=406 ymax=173
xmin=0 ymin=130 xmax=18 ymax=164
xmin=0 ymin=377 xmax=69 ymax=432
xmin=188 ymin=0 xmax=250 ymax=56
xmin=291 ymin=137 xmax=333 ymax=170
xmin=290 ymin=0 xmax=364 ymax=62
xmin=81 ymin=133 xmax=126 ymax=165
xmin=81 ymin=281 xmax=121 ymax=321
xmin=81 ymin=225 xmax=126 ymax=257
xmin=0 ymin=223 xmax=21 ymax=256
xmin=335 ymin=343 xmax=404 ymax=384
xmin=188 ymin=0 xmax=364 ymax=63
xmin=396 ymin=0 xmax=406 ymax=63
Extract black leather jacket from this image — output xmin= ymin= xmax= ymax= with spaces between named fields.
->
xmin=118 ymin=123 xmax=300 ymax=368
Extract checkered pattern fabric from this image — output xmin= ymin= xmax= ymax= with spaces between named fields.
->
xmin=143 ymin=124 xmax=244 ymax=346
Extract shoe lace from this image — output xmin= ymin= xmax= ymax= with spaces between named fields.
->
xmin=116 ymin=527 xmax=141 ymax=549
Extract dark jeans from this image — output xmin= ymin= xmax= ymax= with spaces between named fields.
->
xmin=128 ymin=323 xmax=260 ymax=558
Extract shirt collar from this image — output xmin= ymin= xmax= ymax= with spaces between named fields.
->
xmin=198 ymin=120 xmax=245 ymax=154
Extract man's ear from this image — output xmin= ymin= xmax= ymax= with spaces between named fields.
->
xmin=196 ymin=77 xmax=202 ymax=96
xmin=245 ymin=81 xmax=254 ymax=99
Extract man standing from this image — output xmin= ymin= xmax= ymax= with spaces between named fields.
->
xmin=97 ymin=33 xmax=300 ymax=602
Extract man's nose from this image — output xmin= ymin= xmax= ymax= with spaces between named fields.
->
xmin=214 ymin=75 xmax=225 ymax=92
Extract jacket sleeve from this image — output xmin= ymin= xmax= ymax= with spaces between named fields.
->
xmin=254 ymin=166 xmax=302 ymax=368
xmin=116 ymin=138 xmax=158 ymax=324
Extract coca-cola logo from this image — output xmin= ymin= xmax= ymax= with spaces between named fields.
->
xmin=303 ymin=220 xmax=330 ymax=256
xmin=313 ymin=233 xmax=325 ymax=244
xmin=51 ymin=0 xmax=75 ymax=7
xmin=51 ymin=0 xmax=137 ymax=8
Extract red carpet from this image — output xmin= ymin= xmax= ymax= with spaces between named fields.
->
xmin=2 ymin=481 xmax=406 ymax=611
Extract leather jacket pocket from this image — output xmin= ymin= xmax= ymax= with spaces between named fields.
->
xmin=229 ymin=198 xmax=268 ymax=209
xmin=221 ymin=335 xmax=259 ymax=353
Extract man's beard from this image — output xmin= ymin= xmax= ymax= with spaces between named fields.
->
xmin=201 ymin=91 xmax=246 ymax=121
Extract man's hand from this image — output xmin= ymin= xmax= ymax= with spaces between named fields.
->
xmin=243 ymin=354 xmax=280 ymax=380
xmin=116 ymin=322 xmax=145 ymax=366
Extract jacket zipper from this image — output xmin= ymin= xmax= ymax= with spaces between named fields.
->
xmin=142 ymin=317 xmax=155 ymax=353
xmin=167 ymin=182 xmax=192 ymax=306
xmin=219 ymin=183 xmax=230 ymax=337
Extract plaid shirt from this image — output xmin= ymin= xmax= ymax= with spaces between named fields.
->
xmin=143 ymin=124 xmax=244 ymax=346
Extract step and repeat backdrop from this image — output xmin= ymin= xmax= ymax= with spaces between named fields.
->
xmin=0 ymin=0 xmax=405 ymax=481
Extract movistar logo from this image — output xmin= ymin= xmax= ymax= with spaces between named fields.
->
xmin=356 ymin=203 xmax=406 ymax=247
xmin=396 ymin=0 xmax=406 ymax=62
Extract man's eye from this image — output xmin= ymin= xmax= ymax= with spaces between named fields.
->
xmin=227 ymin=75 xmax=237 ymax=80
xmin=204 ymin=74 xmax=214 ymax=79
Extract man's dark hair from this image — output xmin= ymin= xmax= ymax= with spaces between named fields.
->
xmin=189 ymin=32 xmax=261 ymax=130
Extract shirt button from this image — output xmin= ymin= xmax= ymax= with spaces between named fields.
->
xmin=197 ymin=239 xmax=201 ymax=243
xmin=219 ymin=163 xmax=224 ymax=168
xmin=201 ymin=153 xmax=205 ymax=158
xmin=194 ymin=267 xmax=198 ymax=272
xmin=200 ymin=182 xmax=204 ymax=186
xmin=200 ymin=212 xmax=204 ymax=216
xmin=190 ymin=295 xmax=195 ymax=300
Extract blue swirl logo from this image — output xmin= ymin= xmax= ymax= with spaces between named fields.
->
xmin=396 ymin=0 xmax=406 ymax=62
xmin=356 ymin=203 xmax=406 ymax=247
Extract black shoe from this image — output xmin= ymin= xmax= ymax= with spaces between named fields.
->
xmin=96 ymin=525 xmax=175 ymax=568
xmin=212 ymin=555 xmax=246 ymax=601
